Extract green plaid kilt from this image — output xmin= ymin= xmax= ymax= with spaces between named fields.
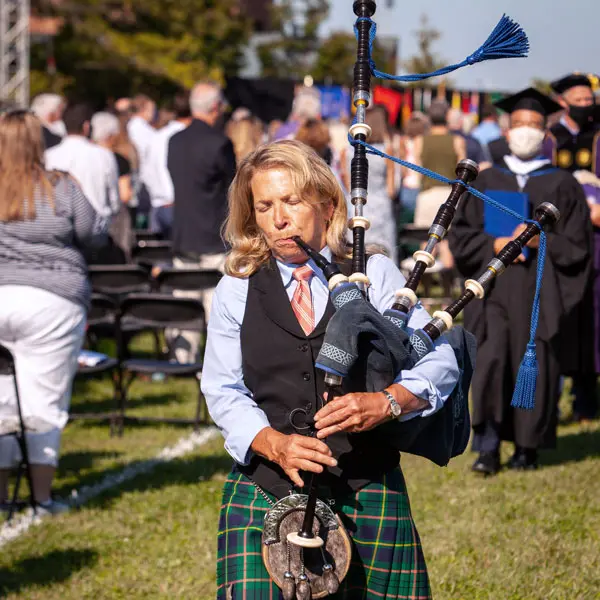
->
xmin=216 ymin=469 xmax=431 ymax=599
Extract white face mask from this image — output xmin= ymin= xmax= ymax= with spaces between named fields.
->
xmin=507 ymin=126 xmax=545 ymax=160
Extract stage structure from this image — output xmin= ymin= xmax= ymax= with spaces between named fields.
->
xmin=0 ymin=0 xmax=30 ymax=108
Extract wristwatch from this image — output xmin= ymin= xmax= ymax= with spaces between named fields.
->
xmin=382 ymin=389 xmax=402 ymax=419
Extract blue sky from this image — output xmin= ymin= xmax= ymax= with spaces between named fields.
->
xmin=322 ymin=0 xmax=599 ymax=92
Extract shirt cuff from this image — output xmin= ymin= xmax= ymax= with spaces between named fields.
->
xmin=393 ymin=371 xmax=444 ymax=421
xmin=223 ymin=410 xmax=271 ymax=466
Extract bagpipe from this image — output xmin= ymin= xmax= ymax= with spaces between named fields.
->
xmin=261 ymin=2 xmax=558 ymax=598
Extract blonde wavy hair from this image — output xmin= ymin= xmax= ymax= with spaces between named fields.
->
xmin=0 ymin=110 xmax=55 ymax=222
xmin=224 ymin=140 xmax=350 ymax=277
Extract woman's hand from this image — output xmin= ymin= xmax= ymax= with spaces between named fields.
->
xmin=313 ymin=391 xmax=390 ymax=439
xmin=314 ymin=385 xmax=428 ymax=439
xmin=250 ymin=427 xmax=337 ymax=488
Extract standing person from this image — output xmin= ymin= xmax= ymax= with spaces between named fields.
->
xmin=45 ymin=103 xmax=121 ymax=223
xmin=167 ymin=81 xmax=235 ymax=363
xmin=225 ymin=108 xmax=263 ymax=165
xmin=414 ymin=99 xmax=466 ymax=268
xmin=471 ymin=103 xmax=502 ymax=162
xmin=127 ymin=94 xmax=157 ymax=226
xmin=271 ymin=86 xmax=321 ymax=141
xmin=30 ymin=93 xmax=65 ymax=149
xmin=146 ymin=91 xmax=192 ymax=239
xmin=202 ymin=140 xmax=458 ymax=599
xmin=90 ymin=111 xmax=135 ymax=262
xmin=342 ymin=105 xmax=398 ymax=262
xmin=447 ymin=108 xmax=489 ymax=168
xmin=0 ymin=111 xmax=106 ymax=513
xmin=449 ymin=88 xmax=593 ymax=474
xmin=544 ymin=73 xmax=599 ymax=422
xmin=398 ymin=112 xmax=430 ymax=218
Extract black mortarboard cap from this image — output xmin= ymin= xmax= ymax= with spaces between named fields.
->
xmin=494 ymin=87 xmax=562 ymax=117
xmin=550 ymin=73 xmax=593 ymax=94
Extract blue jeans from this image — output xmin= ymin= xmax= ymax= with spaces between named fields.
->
xmin=150 ymin=204 xmax=174 ymax=239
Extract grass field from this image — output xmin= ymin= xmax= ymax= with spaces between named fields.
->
xmin=1 ymin=359 xmax=599 ymax=599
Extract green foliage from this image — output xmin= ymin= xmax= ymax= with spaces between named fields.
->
xmin=31 ymin=0 xmax=251 ymax=102
xmin=403 ymin=14 xmax=448 ymax=86
xmin=312 ymin=31 xmax=397 ymax=86
xmin=531 ymin=78 xmax=553 ymax=95
xmin=256 ymin=0 xmax=329 ymax=80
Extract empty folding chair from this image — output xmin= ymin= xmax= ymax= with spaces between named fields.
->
xmin=116 ymin=293 xmax=206 ymax=435
xmin=72 ymin=294 xmax=121 ymax=434
xmin=133 ymin=229 xmax=163 ymax=243
xmin=0 ymin=343 xmax=36 ymax=521
xmin=132 ymin=240 xmax=173 ymax=268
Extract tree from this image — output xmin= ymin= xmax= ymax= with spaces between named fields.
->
xmin=30 ymin=1 xmax=251 ymax=102
xmin=256 ymin=0 xmax=329 ymax=80
xmin=312 ymin=31 xmax=397 ymax=86
xmin=531 ymin=78 xmax=553 ymax=95
xmin=403 ymin=14 xmax=447 ymax=85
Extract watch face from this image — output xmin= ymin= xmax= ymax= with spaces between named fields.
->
xmin=391 ymin=402 xmax=402 ymax=417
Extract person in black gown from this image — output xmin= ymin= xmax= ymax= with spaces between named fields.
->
xmin=449 ymin=88 xmax=593 ymax=474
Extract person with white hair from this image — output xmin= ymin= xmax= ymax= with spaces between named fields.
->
xmin=166 ymin=81 xmax=235 ymax=363
xmin=89 ymin=111 xmax=135 ymax=262
xmin=30 ymin=93 xmax=65 ymax=149
xmin=272 ymin=86 xmax=322 ymax=141
xmin=46 ymin=104 xmax=120 ymax=222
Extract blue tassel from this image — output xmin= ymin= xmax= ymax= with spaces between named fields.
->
xmin=511 ymin=343 xmax=538 ymax=410
xmin=511 ymin=228 xmax=547 ymax=411
xmin=362 ymin=14 xmax=529 ymax=83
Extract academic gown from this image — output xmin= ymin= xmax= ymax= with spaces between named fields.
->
xmin=448 ymin=160 xmax=593 ymax=448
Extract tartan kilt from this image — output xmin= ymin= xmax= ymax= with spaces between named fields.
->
xmin=216 ymin=469 xmax=431 ymax=599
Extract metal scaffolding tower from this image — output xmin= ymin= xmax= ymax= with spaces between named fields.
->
xmin=0 ymin=0 xmax=30 ymax=108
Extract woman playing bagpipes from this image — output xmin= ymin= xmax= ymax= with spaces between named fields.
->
xmin=201 ymin=139 xmax=459 ymax=599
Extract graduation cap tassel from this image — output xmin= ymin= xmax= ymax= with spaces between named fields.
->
xmin=364 ymin=14 xmax=529 ymax=83
xmin=511 ymin=229 xmax=547 ymax=411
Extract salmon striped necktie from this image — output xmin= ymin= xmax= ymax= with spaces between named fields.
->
xmin=291 ymin=265 xmax=315 ymax=336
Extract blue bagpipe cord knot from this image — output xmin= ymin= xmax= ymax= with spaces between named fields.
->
xmin=511 ymin=229 xmax=547 ymax=411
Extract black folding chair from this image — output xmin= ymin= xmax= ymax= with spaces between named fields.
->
xmin=0 ymin=343 xmax=36 ymax=521
xmin=87 ymin=265 xmax=159 ymax=355
xmin=116 ymin=293 xmax=206 ymax=435
xmin=88 ymin=265 xmax=152 ymax=299
xmin=133 ymin=229 xmax=163 ymax=243
xmin=72 ymin=294 xmax=121 ymax=434
xmin=132 ymin=240 xmax=173 ymax=268
xmin=155 ymin=268 xmax=223 ymax=294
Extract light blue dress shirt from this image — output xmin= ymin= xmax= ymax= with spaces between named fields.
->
xmin=201 ymin=248 xmax=459 ymax=465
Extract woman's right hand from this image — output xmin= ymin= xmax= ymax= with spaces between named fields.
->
xmin=251 ymin=427 xmax=338 ymax=488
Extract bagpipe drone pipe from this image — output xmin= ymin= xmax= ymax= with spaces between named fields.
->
xmin=260 ymin=2 xmax=555 ymax=599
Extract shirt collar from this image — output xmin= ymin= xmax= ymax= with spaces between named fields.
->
xmin=276 ymin=245 xmax=332 ymax=289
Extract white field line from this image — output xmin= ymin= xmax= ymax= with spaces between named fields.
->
xmin=0 ymin=426 xmax=220 ymax=548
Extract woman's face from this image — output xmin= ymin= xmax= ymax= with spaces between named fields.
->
xmin=251 ymin=167 xmax=334 ymax=264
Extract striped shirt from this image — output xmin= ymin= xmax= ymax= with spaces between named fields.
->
xmin=0 ymin=174 xmax=108 ymax=308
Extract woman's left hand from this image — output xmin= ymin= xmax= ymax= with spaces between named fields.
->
xmin=313 ymin=392 xmax=389 ymax=439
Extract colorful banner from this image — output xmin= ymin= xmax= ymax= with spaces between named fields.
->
xmin=373 ymin=86 xmax=403 ymax=125
xmin=317 ymin=86 xmax=351 ymax=120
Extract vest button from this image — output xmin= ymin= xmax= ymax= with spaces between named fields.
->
xmin=303 ymin=372 xmax=311 ymax=381
xmin=299 ymin=343 xmax=309 ymax=352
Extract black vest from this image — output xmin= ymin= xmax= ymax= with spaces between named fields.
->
xmin=238 ymin=258 xmax=399 ymax=499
